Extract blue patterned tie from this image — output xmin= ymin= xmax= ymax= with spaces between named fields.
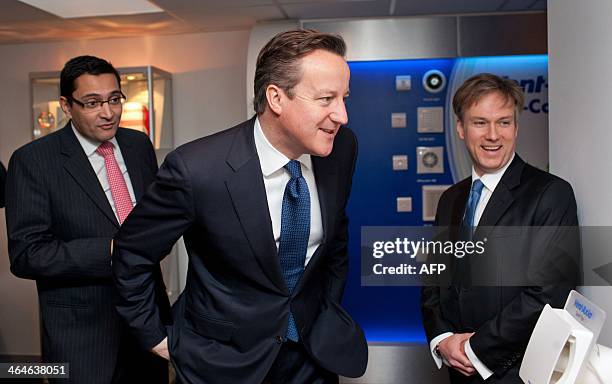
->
xmin=278 ymin=160 xmax=311 ymax=341
xmin=464 ymin=179 xmax=485 ymax=232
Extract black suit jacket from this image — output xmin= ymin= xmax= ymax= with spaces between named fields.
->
xmin=421 ymin=155 xmax=579 ymax=383
xmin=6 ymin=123 xmax=170 ymax=384
xmin=112 ymin=118 xmax=368 ymax=383
xmin=0 ymin=161 xmax=6 ymax=208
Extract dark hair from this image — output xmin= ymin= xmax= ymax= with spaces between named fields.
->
xmin=452 ymin=73 xmax=525 ymax=122
xmin=253 ymin=29 xmax=346 ymax=114
xmin=60 ymin=55 xmax=121 ymax=103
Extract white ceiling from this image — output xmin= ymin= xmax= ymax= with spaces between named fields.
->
xmin=17 ymin=0 xmax=163 ymax=18
xmin=0 ymin=0 xmax=546 ymax=45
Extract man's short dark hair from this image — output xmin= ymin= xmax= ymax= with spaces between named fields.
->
xmin=453 ymin=73 xmax=525 ymax=123
xmin=253 ymin=29 xmax=346 ymax=115
xmin=60 ymin=55 xmax=121 ymax=103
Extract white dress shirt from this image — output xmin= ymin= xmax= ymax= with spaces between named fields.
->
xmin=253 ymin=118 xmax=323 ymax=266
xmin=72 ymin=124 xmax=136 ymax=222
xmin=430 ymin=153 xmax=515 ymax=380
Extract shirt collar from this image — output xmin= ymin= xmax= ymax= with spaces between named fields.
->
xmin=71 ymin=122 xmax=119 ymax=157
xmin=471 ymin=152 xmax=515 ymax=193
xmin=253 ymin=117 xmax=312 ymax=177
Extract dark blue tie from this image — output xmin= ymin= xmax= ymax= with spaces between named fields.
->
xmin=278 ymin=160 xmax=310 ymax=341
xmin=463 ymin=179 xmax=485 ymax=232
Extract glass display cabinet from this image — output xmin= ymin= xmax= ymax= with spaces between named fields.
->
xmin=29 ymin=66 xmax=173 ymax=151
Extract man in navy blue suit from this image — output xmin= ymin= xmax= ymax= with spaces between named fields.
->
xmin=113 ymin=30 xmax=368 ymax=384
xmin=6 ymin=55 xmax=169 ymax=383
xmin=421 ymin=73 xmax=579 ymax=383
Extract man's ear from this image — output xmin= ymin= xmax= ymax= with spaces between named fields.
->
xmin=59 ymin=96 xmax=73 ymax=120
xmin=265 ymin=84 xmax=284 ymax=115
xmin=456 ymin=119 xmax=465 ymax=140
xmin=514 ymin=119 xmax=519 ymax=137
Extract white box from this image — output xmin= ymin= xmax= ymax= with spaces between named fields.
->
xmin=417 ymin=107 xmax=444 ymax=133
xmin=397 ymin=197 xmax=413 ymax=213
xmin=391 ymin=112 xmax=407 ymax=128
xmin=416 ymin=146 xmax=444 ymax=174
xmin=422 ymin=185 xmax=451 ymax=221
xmin=392 ymin=155 xmax=408 ymax=171
xmin=395 ymin=75 xmax=412 ymax=91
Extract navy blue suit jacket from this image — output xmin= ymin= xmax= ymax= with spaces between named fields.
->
xmin=421 ymin=155 xmax=579 ymax=383
xmin=6 ymin=124 xmax=170 ymax=383
xmin=112 ymin=118 xmax=368 ymax=383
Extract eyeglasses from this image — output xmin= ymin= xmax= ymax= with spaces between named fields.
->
xmin=67 ymin=92 xmax=126 ymax=111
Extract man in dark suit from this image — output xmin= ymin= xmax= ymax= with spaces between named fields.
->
xmin=421 ymin=73 xmax=579 ymax=383
xmin=112 ymin=30 xmax=367 ymax=384
xmin=0 ymin=161 xmax=5 ymax=207
xmin=6 ymin=55 xmax=170 ymax=384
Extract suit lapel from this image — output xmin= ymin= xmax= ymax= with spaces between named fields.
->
xmin=224 ymin=118 xmax=287 ymax=293
xmin=451 ymin=180 xmax=471 ymax=226
xmin=475 ymin=156 xmax=524 ymax=237
xmin=115 ymin=130 xmax=145 ymax=199
xmin=296 ymin=156 xmax=338 ymax=290
xmin=59 ymin=124 xmax=119 ymax=227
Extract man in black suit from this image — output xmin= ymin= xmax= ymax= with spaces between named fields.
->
xmin=0 ymin=161 xmax=5 ymax=207
xmin=6 ymin=55 xmax=170 ymax=383
xmin=112 ymin=30 xmax=367 ymax=383
xmin=421 ymin=73 xmax=579 ymax=383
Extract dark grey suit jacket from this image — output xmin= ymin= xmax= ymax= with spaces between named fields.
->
xmin=421 ymin=155 xmax=579 ymax=384
xmin=112 ymin=117 xmax=368 ymax=384
xmin=6 ymin=123 xmax=170 ymax=384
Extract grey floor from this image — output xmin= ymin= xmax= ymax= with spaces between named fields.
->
xmin=340 ymin=343 xmax=450 ymax=384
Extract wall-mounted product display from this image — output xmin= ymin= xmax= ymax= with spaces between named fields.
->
xmin=416 ymin=146 xmax=444 ymax=174
xmin=343 ymin=55 xmax=549 ymax=343
xmin=396 ymin=197 xmax=413 ymax=213
xmin=395 ymin=75 xmax=412 ymax=91
xmin=29 ymin=66 xmax=173 ymax=151
xmin=422 ymin=185 xmax=451 ymax=221
xmin=392 ymin=155 xmax=408 ymax=171
xmin=422 ymin=69 xmax=446 ymax=93
xmin=390 ymin=112 xmax=407 ymax=128
xmin=417 ymin=107 xmax=444 ymax=133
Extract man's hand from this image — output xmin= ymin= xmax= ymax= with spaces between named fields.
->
xmin=437 ymin=333 xmax=475 ymax=376
xmin=151 ymin=337 xmax=170 ymax=361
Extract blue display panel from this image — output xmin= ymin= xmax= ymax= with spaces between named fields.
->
xmin=342 ymin=55 xmax=548 ymax=342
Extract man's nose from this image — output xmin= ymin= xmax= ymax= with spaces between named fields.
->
xmin=331 ymin=100 xmax=348 ymax=125
xmin=99 ymin=101 xmax=114 ymax=119
xmin=485 ymin=124 xmax=500 ymax=140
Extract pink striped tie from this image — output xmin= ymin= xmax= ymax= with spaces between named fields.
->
xmin=96 ymin=141 xmax=133 ymax=224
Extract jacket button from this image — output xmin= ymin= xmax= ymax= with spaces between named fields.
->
xmin=275 ymin=336 xmax=283 ymax=344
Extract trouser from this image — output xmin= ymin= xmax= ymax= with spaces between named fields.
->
xmin=263 ymin=340 xmax=339 ymax=384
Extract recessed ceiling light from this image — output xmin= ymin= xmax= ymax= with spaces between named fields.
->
xmin=18 ymin=0 xmax=163 ymax=19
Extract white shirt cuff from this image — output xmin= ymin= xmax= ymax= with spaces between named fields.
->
xmin=429 ymin=332 xmax=454 ymax=368
xmin=465 ymin=339 xmax=493 ymax=380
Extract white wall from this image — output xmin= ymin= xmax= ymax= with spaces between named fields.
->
xmin=548 ymin=0 xmax=612 ymax=345
xmin=0 ymin=29 xmax=250 ymax=356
